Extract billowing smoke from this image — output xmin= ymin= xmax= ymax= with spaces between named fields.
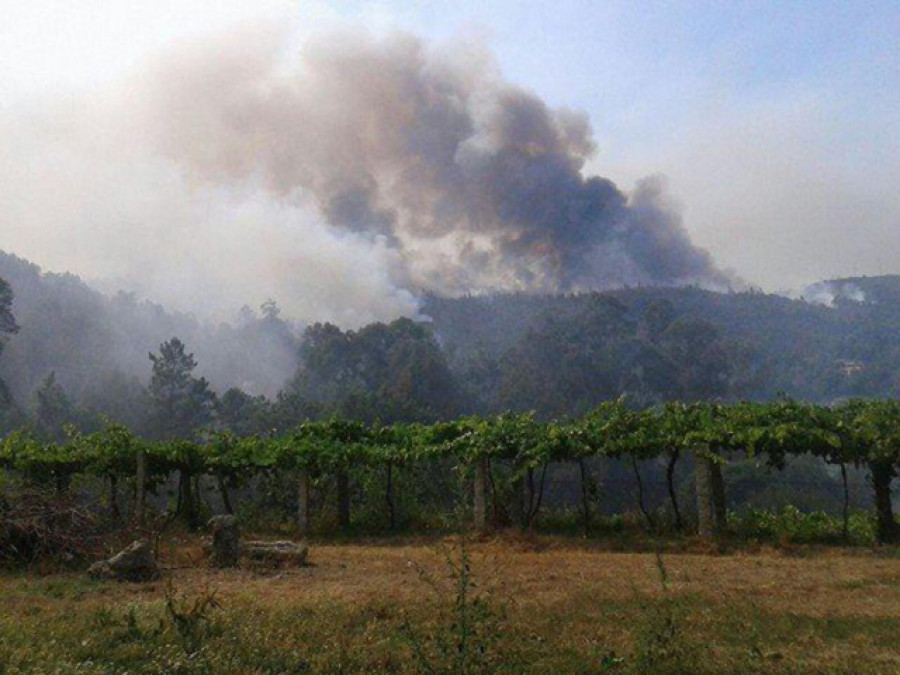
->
xmin=1 ymin=24 xmax=730 ymax=334
xmin=134 ymin=26 xmax=728 ymax=295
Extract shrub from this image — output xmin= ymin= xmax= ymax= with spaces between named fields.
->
xmin=729 ymin=506 xmax=877 ymax=545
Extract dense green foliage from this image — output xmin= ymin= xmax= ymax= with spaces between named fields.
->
xmin=290 ymin=318 xmax=462 ymax=423
xmin=3 ymin=398 xmax=899 ymax=540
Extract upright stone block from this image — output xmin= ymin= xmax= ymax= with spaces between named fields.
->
xmin=209 ymin=515 xmax=240 ymax=568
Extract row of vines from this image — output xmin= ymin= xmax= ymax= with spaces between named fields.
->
xmin=2 ymin=398 xmax=900 ymax=542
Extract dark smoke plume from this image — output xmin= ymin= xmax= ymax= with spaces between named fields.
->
xmin=140 ymin=26 xmax=728 ymax=295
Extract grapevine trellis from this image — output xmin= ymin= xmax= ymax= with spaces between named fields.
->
xmin=2 ymin=399 xmax=900 ymax=542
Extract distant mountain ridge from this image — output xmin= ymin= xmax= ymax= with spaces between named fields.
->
xmin=3 ymin=249 xmax=900 ymax=412
xmin=802 ymin=275 xmax=900 ymax=306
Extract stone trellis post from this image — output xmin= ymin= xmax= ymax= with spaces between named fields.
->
xmin=134 ymin=450 xmax=147 ymax=523
xmin=297 ymin=470 xmax=311 ymax=536
xmin=473 ymin=456 xmax=488 ymax=531
xmin=695 ymin=453 xmax=727 ymax=538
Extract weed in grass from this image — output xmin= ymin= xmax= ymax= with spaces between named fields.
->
xmin=163 ymin=576 xmax=222 ymax=654
xmin=400 ymin=536 xmax=509 ymax=673
xmin=629 ymin=552 xmax=699 ymax=674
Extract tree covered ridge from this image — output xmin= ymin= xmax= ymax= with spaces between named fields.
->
xmin=5 ymin=249 xmax=900 ymax=442
xmin=424 ymin=281 xmax=900 ymax=403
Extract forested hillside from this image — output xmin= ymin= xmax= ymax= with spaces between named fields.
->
xmin=3 ymin=250 xmax=900 ymax=439
xmin=0 ymin=251 xmax=301 ymax=405
xmin=424 ymin=281 xmax=900 ymax=407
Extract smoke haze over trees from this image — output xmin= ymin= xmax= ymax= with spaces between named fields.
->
xmin=0 ymin=252 xmax=299 ymax=405
xmin=5 ymin=248 xmax=900 ymax=438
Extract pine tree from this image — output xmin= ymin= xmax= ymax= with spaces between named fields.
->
xmin=34 ymin=372 xmax=74 ymax=442
xmin=0 ymin=278 xmax=19 ymax=415
xmin=148 ymin=338 xmax=216 ymax=528
xmin=148 ymin=338 xmax=216 ymax=440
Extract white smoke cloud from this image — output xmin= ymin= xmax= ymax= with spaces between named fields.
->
xmin=0 ymin=57 xmax=420 ymax=326
xmin=801 ymin=281 xmax=867 ymax=307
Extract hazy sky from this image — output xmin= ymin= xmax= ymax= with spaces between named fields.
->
xmin=2 ymin=1 xmax=898 ymax=321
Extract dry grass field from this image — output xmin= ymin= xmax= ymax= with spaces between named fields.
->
xmin=2 ymin=536 xmax=900 ymax=673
